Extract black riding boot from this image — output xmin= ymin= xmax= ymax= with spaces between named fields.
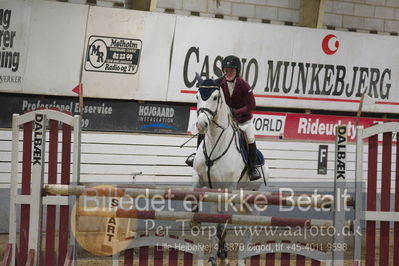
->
xmin=248 ymin=142 xmax=261 ymax=181
xmin=185 ymin=134 xmax=205 ymax=167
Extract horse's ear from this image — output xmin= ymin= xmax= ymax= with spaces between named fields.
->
xmin=195 ymin=72 xmax=204 ymax=87
xmin=214 ymin=75 xmax=224 ymax=87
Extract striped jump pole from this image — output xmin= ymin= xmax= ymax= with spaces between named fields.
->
xmin=102 ymin=184 xmax=354 ymax=206
xmin=45 ymin=184 xmax=353 ymax=208
xmin=77 ymin=207 xmax=352 ymax=229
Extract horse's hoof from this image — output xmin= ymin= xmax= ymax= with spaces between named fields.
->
xmin=208 ymin=256 xmax=217 ymax=266
xmin=237 ymin=259 xmax=245 ymax=266
xmin=221 ymin=258 xmax=230 ymax=266
xmin=217 ymin=248 xmax=228 ymax=259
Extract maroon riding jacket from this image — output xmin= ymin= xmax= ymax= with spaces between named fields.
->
xmin=220 ymin=77 xmax=256 ymax=123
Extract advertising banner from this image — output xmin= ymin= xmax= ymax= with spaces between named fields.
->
xmin=284 ymin=113 xmax=398 ymax=142
xmin=168 ymin=16 xmax=399 ymax=113
xmin=187 ymin=108 xmax=287 ymax=138
xmin=0 ymin=1 xmax=88 ymax=96
xmin=81 ymin=7 xmax=175 ymax=100
xmin=132 ymin=102 xmax=188 ymax=133
xmin=252 ymin=111 xmax=286 ymax=138
xmin=187 ymin=108 xmax=398 ymax=142
xmin=2 ymin=2 xmax=398 ymax=115
xmin=0 ymin=1 xmax=30 ymax=93
xmin=0 ymin=94 xmax=190 ymax=134
xmin=84 ymin=35 xmax=142 ymax=74
xmin=23 ymin=1 xmax=88 ymax=96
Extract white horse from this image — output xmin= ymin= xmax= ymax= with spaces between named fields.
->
xmin=191 ymin=76 xmax=269 ymax=265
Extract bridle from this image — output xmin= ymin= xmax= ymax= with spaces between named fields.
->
xmin=197 ymin=89 xmax=227 ymax=130
xmin=197 ymin=88 xmax=236 ymax=188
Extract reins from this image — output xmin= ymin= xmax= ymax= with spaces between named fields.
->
xmin=202 ymin=116 xmax=235 ymax=188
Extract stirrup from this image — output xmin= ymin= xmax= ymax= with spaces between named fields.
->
xmin=185 ymin=153 xmax=196 ymax=167
xmin=249 ymin=167 xmax=261 ymax=181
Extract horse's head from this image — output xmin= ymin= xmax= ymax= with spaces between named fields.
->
xmin=195 ymin=74 xmax=224 ymax=134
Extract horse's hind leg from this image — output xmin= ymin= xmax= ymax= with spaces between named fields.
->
xmin=217 ymin=223 xmax=229 ymax=265
xmin=207 ymin=226 xmax=230 ymax=266
xmin=207 ymin=202 xmax=222 ymax=266
xmin=207 ymin=223 xmax=219 ymax=266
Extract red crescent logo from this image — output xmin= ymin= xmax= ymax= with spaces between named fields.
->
xmin=322 ymin=34 xmax=339 ymax=55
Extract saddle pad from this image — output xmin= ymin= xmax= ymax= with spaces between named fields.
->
xmin=238 ymin=134 xmax=265 ymax=167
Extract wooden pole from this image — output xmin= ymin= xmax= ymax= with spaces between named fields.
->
xmin=78 ymin=207 xmax=341 ymax=228
xmin=355 ymin=94 xmax=365 ymax=127
xmin=45 ymin=184 xmax=354 ymax=208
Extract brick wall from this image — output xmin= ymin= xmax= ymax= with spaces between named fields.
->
xmin=155 ymin=0 xmax=300 ymax=25
xmin=44 ymin=0 xmax=399 ymax=34
xmin=155 ymin=0 xmax=399 ymax=35
xmin=324 ymin=0 xmax=399 ymax=34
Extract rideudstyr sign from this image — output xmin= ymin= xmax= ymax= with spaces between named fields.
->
xmin=283 ymin=113 xmax=397 ymax=142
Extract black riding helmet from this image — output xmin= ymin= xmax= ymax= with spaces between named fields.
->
xmin=222 ymin=55 xmax=241 ymax=75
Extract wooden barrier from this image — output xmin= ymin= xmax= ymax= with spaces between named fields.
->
xmin=3 ymin=109 xmax=399 ymax=266
xmin=5 ymin=110 xmax=81 ymax=266
xmin=45 ymin=183 xmax=354 ymax=208
xmin=78 ymin=206 xmax=338 ymax=228
xmin=352 ymin=122 xmax=399 ymax=266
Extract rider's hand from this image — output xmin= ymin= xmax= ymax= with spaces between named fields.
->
xmin=231 ymin=108 xmax=238 ymax=116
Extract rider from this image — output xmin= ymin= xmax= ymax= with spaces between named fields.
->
xmin=220 ymin=55 xmax=260 ymax=181
xmin=186 ymin=55 xmax=261 ymax=181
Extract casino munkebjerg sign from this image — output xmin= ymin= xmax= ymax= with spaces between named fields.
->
xmin=169 ymin=16 xmax=399 ymax=113
xmin=263 ymin=61 xmax=390 ymax=100
xmin=182 ymin=50 xmax=391 ymax=100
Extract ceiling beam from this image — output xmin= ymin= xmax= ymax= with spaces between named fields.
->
xmin=299 ymin=0 xmax=326 ymax=28
xmin=130 ymin=0 xmax=157 ymax=11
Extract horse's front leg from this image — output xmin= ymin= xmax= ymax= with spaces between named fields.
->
xmin=217 ymin=223 xmax=229 ymax=265
xmin=192 ymin=167 xmax=200 ymax=188
xmin=208 ymin=202 xmax=220 ymax=266
xmin=190 ymin=169 xmax=202 ymax=231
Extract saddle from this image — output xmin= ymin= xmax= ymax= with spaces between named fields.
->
xmin=237 ymin=132 xmax=265 ymax=167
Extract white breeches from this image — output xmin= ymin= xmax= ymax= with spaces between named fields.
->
xmin=238 ymin=119 xmax=255 ymax=144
